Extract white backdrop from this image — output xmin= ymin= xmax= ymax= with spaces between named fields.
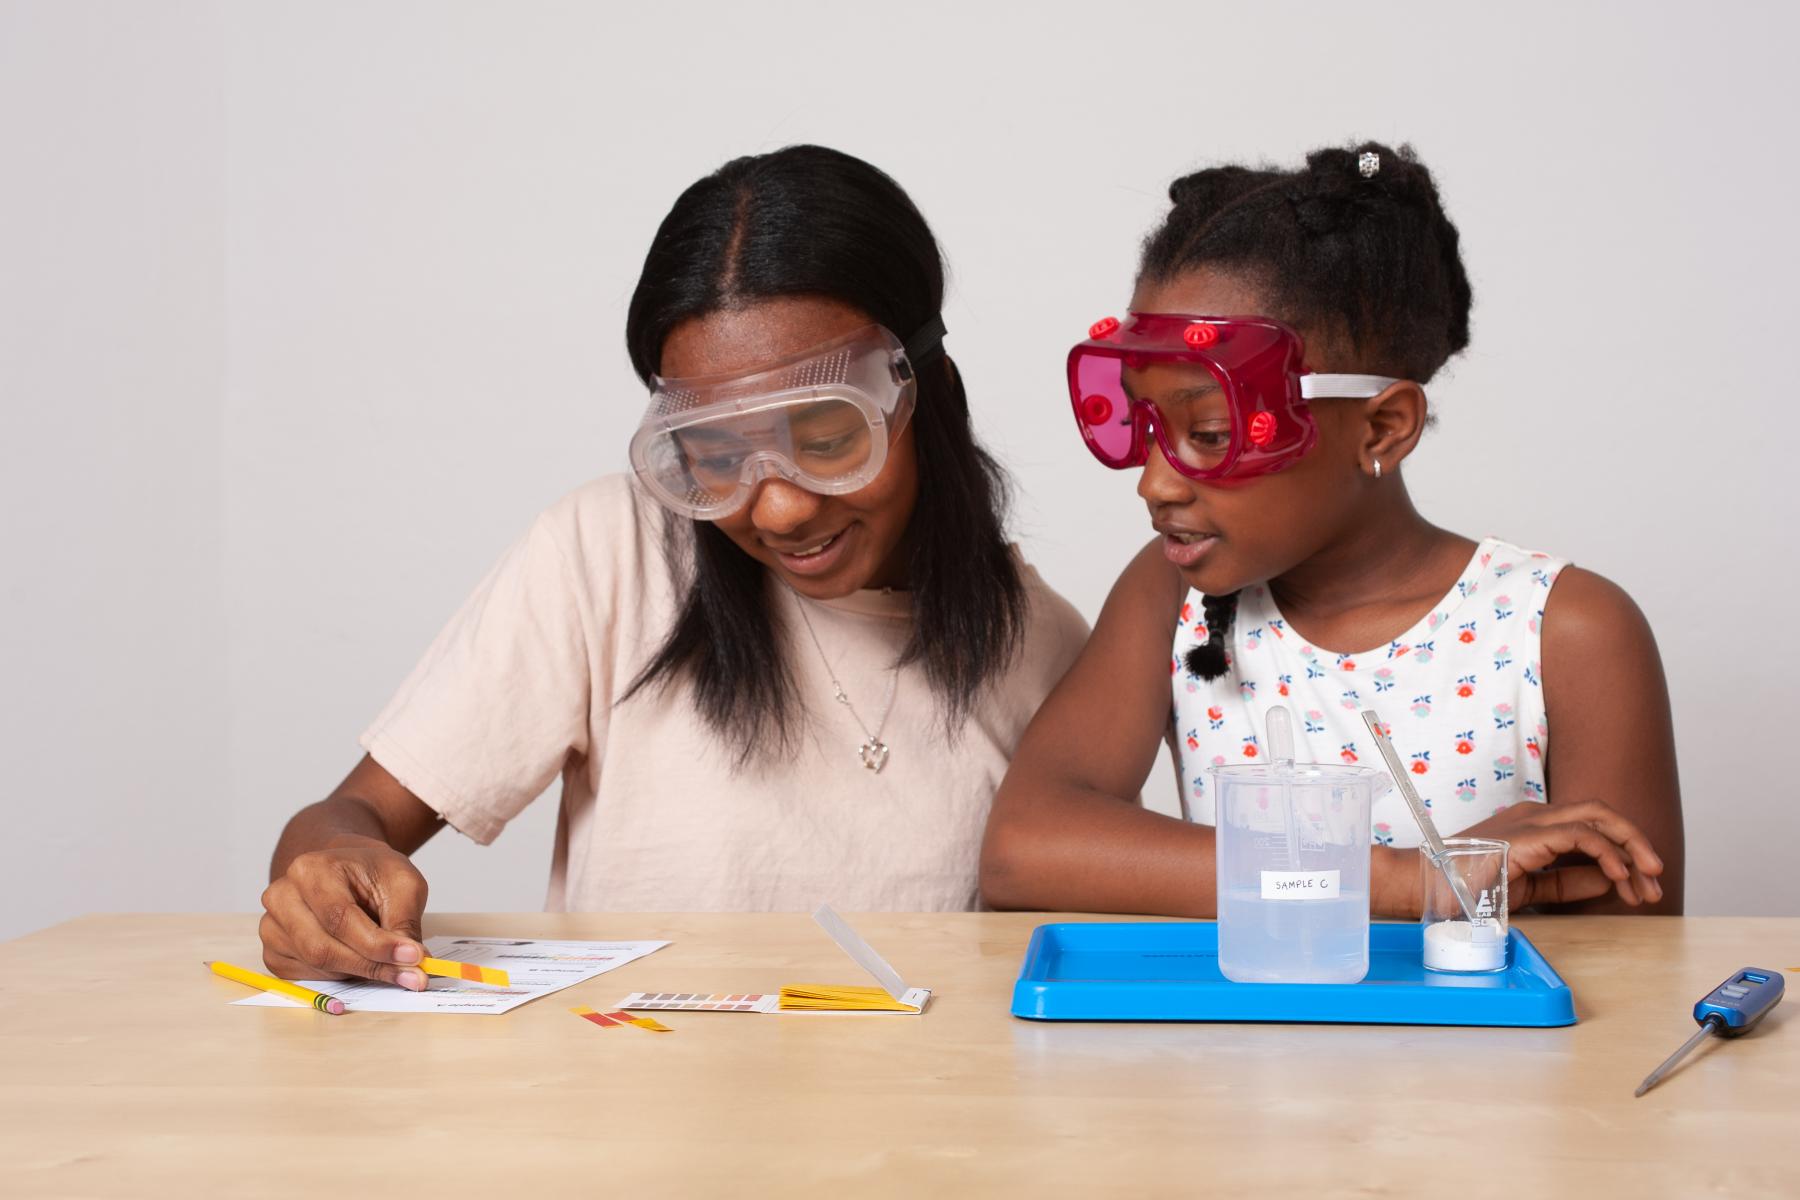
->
xmin=5 ymin=0 xmax=1797 ymax=938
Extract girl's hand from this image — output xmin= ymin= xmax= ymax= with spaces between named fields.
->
xmin=1459 ymin=798 xmax=1665 ymax=910
xmin=260 ymin=835 xmax=431 ymax=988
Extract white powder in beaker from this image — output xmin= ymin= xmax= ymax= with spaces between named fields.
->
xmin=1423 ymin=920 xmax=1506 ymax=972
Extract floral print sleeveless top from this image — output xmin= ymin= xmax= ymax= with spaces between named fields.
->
xmin=1171 ymin=538 xmax=1568 ymax=847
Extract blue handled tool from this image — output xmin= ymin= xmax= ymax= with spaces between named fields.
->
xmin=1635 ymin=968 xmax=1785 ymax=1096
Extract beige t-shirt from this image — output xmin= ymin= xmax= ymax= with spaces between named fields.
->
xmin=361 ymin=474 xmax=1089 ymax=912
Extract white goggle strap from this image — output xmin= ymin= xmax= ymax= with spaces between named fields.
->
xmin=1299 ymin=373 xmax=1401 ymax=400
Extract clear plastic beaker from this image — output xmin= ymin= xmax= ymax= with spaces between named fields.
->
xmin=1421 ymin=838 xmax=1509 ymax=973
xmin=1209 ymin=761 xmax=1384 ymax=984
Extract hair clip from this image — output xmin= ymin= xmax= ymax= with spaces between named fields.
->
xmin=1358 ymin=151 xmax=1380 ymax=179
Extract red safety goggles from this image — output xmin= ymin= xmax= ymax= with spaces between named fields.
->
xmin=1068 ymin=313 xmax=1398 ymax=482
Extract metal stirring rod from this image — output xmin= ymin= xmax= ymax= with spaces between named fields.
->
xmin=1359 ymin=710 xmax=1482 ymax=924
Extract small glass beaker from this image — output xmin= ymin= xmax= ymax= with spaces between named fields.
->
xmin=1420 ymin=837 xmax=1509 ymax=973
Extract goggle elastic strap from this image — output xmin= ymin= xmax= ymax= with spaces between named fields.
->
xmin=904 ymin=314 xmax=948 ymax=368
xmin=1299 ymin=373 xmax=1401 ymax=400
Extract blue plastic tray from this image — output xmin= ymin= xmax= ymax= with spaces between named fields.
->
xmin=1011 ymin=921 xmax=1575 ymax=1026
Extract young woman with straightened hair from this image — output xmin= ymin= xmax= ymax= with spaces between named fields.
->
xmin=258 ymin=146 xmax=1089 ymax=990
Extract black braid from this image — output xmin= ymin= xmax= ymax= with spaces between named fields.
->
xmin=1139 ymin=141 xmax=1472 ymax=382
xmin=1183 ymin=591 xmax=1239 ymax=682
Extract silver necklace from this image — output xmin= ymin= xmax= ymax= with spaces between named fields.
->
xmin=791 ymin=594 xmax=898 ymax=773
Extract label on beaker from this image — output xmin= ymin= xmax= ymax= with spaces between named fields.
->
xmin=1259 ymin=870 xmax=1341 ymax=900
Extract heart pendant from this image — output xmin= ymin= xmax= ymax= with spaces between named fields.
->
xmin=859 ymin=739 xmax=890 ymax=773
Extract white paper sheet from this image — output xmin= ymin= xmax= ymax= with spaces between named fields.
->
xmin=234 ymin=935 xmax=670 ymax=1015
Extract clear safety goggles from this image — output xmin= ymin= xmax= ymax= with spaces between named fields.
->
xmin=630 ymin=319 xmax=943 ymax=520
xmin=1069 ymin=313 xmax=1398 ymax=482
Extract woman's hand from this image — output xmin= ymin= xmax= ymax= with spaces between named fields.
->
xmin=262 ymin=757 xmax=448 ymax=988
xmin=260 ymin=834 xmax=431 ymax=988
xmin=1459 ymin=798 xmax=1665 ymax=910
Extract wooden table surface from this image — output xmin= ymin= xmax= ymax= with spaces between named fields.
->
xmin=2 ymin=913 xmax=1795 ymax=1197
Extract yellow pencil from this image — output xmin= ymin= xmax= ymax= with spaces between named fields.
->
xmin=206 ymin=960 xmax=347 ymax=1014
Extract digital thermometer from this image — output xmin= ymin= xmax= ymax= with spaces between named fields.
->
xmin=1635 ymin=968 xmax=1784 ymax=1097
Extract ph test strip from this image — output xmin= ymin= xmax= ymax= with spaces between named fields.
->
xmin=418 ymin=957 xmax=511 ymax=987
xmin=570 ymin=1005 xmax=671 ymax=1033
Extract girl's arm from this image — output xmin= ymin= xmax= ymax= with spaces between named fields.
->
xmin=1532 ymin=566 xmax=1685 ymax=912
xmin=981 ymin=538 xmax=1226 ymax=915
xmin=982 ymin=539 xmax=1425 ymax=917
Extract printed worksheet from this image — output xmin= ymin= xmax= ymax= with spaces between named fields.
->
xmin=235 ymin=935 xmax=670 ymax=1015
